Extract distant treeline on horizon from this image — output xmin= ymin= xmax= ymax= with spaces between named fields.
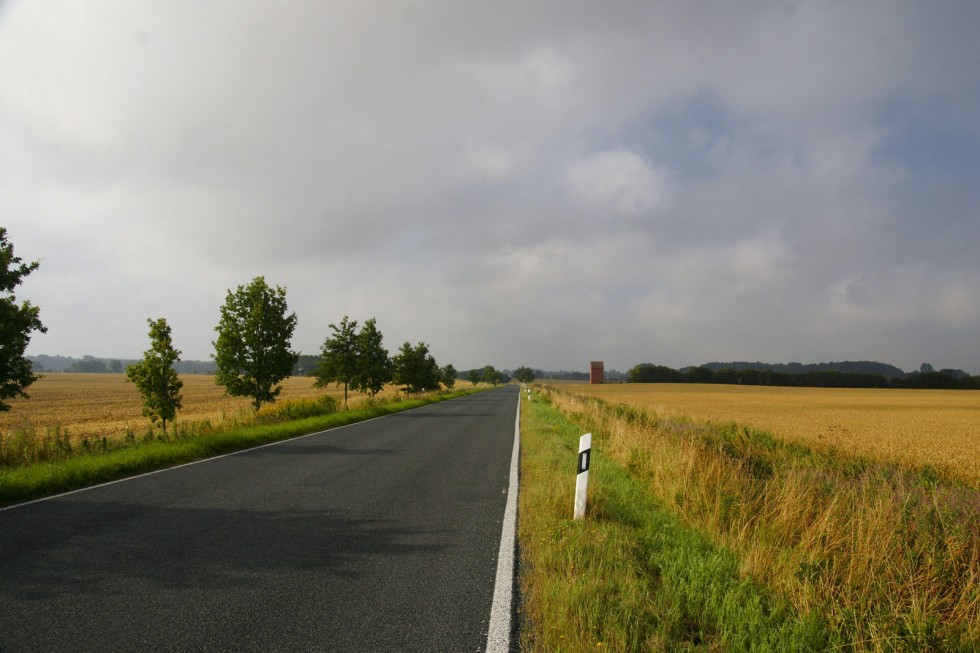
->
xmin=629 ymin=361 xmax=980 ymax=390
xmin=28 ymin=355 xmax=977 ymax=389
xmin=27 ymin=355 xmax=628 ymax=383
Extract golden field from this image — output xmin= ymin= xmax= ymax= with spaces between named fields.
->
xmin=0 ymin=373 xmax=402 ymax=439
xmin=549 ymin=381 xmax=980 ymax=486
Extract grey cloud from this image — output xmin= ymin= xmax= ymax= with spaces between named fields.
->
xmin=2 ymin=1 xmax=979 ymax=372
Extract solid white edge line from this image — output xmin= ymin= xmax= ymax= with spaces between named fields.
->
xmin=0 ymin=401 xmax=436 ymax=514
xmin=486 ymin=388 xmax=520 ymax=653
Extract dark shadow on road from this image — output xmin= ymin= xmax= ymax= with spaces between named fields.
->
xmin=0 ymin=500 xmax=449 ymax=601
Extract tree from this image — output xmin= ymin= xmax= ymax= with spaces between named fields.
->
xmin=213 ymin=276 xmax=299 ymax=410
xmin=441 ymin=364 xmax=457 ymax=389
xmin=109 ymin=359 xmax=123 ymax=374
xmin=514 ymin=366 xmax=535 ymax=383
xmin=126 ymin=318 xmax=183 ymax=434
xmin=685 ymin=366 xmax=714 ymax=384
xmin=315 ymin=316 xmax=393 ymax=407
xmin=314 ymin=316 xmax=360 ymax=409
xmin=467 ymin=369 xmax=480 ymax=385
xmin=481 ymin=365 xmax=500 ymax=385
xmin=627 ymin=363 xmax=684 ymax=383
xmin=0 ymin=227 xmax=46 ymax=411
xmin=393 ymin=341 xmax=441 ymax=393
xmin=355 ymin=318 xmax=393 ymax=397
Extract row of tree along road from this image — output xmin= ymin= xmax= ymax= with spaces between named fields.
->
xmin=109 ymin=276 xmax=464 ymax=433
xmin=1 ymin=227 xmax=491 ymax=434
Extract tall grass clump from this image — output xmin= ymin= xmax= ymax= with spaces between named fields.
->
xmin=541 ymin=385 xmax=980 ymax=651
xmin=0 ymin=423 xmax=75 ymax=467
xmin=255 ymin=394 xmax=340 ymax=424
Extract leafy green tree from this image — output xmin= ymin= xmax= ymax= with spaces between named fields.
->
xmin=466 ymin=369 xmax=480 ymax=385
xmin=685 ymin=366 xmax=714 ymax=383
xmin=315 ymin=316 xmax=393 ymax=407
xmin=109 ymin=359 xmax=123 ymax=373
xmin=126 ymin=318 xmax=183 ymax=434
xmin=0 ymin=228 xmax=46 ymax=411
xmin=628 ymin=363 xmax=684 ymax=383
xmin=514 ymin=366 xmax=535 ymax=383
xmin=314 ymin=316 xmax=360 ymax=408
xmin=481 ymin=365 xmax=500 ymax=385
xmin=213 ymin=276 xmax=299 ymax=410
xmin=441 ymin=364 xmax=457 ymax=389
xmin=393 ymin=341 xmax=441 ymax=393
xmin=355 ymin=318 xmax=392 ymax=397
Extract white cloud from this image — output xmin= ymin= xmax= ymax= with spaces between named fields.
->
xmin=565 ymin=148 xmax=668 ymax=216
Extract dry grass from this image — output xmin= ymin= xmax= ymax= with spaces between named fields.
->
xmin=0 ymin=373 xmax=405 ymax=441
xmin=554 ymin=382 xmax=980 ymax=487
xmin=541 ymin=386 xmax=980 ymax=650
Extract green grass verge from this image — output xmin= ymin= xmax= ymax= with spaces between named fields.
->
xmin=0 ymin=388 xmax=482 ymax=507
xmin=518 ymin=391 xmax=831 ymax=652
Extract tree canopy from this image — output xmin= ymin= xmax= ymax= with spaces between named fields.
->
xmin=315 ymin=316 xmax=393 ymax=408
xmin=0 ymin=227 xmax=46 ymax=411
xmin=513 ymin=366 xmax=535 ymax=383
xmin=212 ymin=276 xmax=299 ymax=410
xmin=441 ymin=364 xmax=457 ymax=389
xmin=314 ymin=315 xmax=360 ymax=408
xmin=126 ymin=317 xmax=183 ymax=434
xmin=355 ymin=318 xmax=393 ymax=397
xmin=393 ymin=341 xmax=441 ymax=393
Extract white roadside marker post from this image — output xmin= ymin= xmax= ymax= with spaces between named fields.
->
xmin=574 ymin=433 xmax=592 ymax=520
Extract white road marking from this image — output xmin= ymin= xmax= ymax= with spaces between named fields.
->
xmin=485 ymin=390 xmax=520 ymax=653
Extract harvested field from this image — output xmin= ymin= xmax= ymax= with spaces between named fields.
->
xmin=551 ymin=382 xmax=980 ymax=486
xmin=0 ymin=373 xmax=403 ymax=440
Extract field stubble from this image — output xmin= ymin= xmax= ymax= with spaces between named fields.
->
xmin=555 ymin=382 xmax=980 ymax=486
xmin=0 ymin=373 xmax=400 ymax=442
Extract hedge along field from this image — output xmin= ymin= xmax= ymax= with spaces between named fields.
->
xmin=0 ymin=372 xmax=408 ymax=443
xmin=554 ymin=382 xmax=980 ymax=487
xmin=533 ymin=384 xmax=980 ymax=651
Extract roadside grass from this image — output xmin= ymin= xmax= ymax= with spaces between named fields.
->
xmin=535 ymin=385 xmax=980 ymax=652
xmin=518 ymin=390 xmax=830 ymax=652
xmin=0 ymin=388 xmax=482 ymax=506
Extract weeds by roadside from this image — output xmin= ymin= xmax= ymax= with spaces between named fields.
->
xmin=518 ymin=390 xmax=831 ymax=652
xmin=537 ymin=384 xmax=979 ymax=651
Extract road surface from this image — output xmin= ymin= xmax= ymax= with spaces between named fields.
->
xmin=0 ymin=386 xmax=518 ymax=652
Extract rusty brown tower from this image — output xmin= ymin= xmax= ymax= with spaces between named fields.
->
xmin=589 ymin=361 xmax=604 ymax=384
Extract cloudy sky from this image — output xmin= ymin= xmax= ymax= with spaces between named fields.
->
xmin=2 ymin=1 xmax=979 ymax=374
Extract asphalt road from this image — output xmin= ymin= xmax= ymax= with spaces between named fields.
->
xmin=0 ymin=386 xmax=519 ymax=653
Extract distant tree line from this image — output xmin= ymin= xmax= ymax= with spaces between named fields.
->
xmin=628 ymin=362 xmax=980 ymax=389
xmin=461 ymin=366 xmax=510 ymax=386
xmin=29 ymin=354 xmax=218 ymax=375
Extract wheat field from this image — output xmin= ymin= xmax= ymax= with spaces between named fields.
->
xmin=552 ymin=382 xmax=980 ymax=486
xmin=0 ymin=373 xmax=394 ymax=440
